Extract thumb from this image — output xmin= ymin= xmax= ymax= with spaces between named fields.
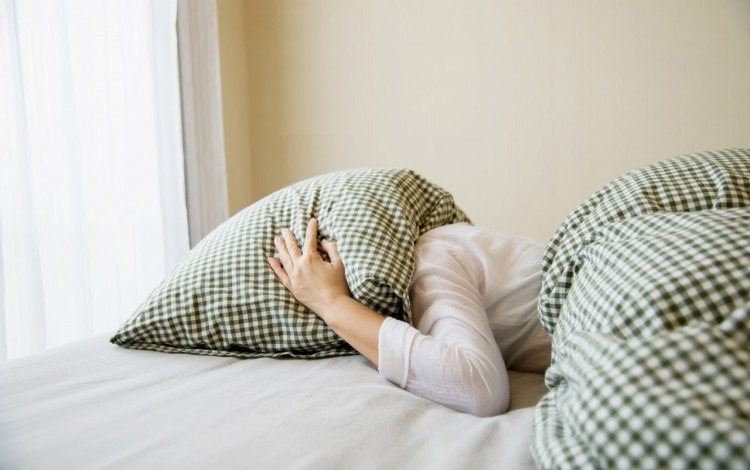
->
xmin=321 ymin=240 xmax=343 ymax=266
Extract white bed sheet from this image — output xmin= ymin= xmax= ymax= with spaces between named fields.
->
xmin=0 ymin=333 xmax=547 ymax=469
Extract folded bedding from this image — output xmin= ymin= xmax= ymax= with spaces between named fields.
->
xmin=531 ymin=149 xmax=750 ymax=468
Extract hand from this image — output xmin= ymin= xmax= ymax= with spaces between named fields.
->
xmin=268 ymin=218 xmax=385 ymax=365
xmin=267 ymin=218 xmax=351 ymax=317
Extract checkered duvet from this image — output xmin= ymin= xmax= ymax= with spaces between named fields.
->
xmin=531 ymin=149 xmax=750 ymax=468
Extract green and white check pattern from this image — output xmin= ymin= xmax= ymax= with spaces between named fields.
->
xmin=531 ymin=149 xmax=750 ymax=468
xmin=539 ymin=148 xmax=750 ymax=334
xmin=112 ymin=168 xmax=470 ymax=358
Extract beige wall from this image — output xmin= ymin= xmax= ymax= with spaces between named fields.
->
xmin=216 ymin=0 xmax=253 ymax=215
xmin=217 ymin=0 xmax=750 ymax=241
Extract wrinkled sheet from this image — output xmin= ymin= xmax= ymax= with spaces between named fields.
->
xmin=0 ymin=334 xmax=546 ymax=470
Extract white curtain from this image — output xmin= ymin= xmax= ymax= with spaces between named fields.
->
xmin=0 ymin=0 xmax=190 ymax=361
xmin=177 ymin=0 xmax=229 ymax=247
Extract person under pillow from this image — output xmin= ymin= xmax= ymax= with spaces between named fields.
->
xmin=267 ymin=218 xmax=546 ymax=417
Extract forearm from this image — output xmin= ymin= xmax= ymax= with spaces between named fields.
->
xmin=317 ymin=296 xmax=385 ymax=366
xmin=378 ymin=316 xmax=508 ymax=417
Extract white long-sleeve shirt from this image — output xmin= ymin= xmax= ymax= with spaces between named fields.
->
xmin=377 ymin=224 xmax=545 ymax=417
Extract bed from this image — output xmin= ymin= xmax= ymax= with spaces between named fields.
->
xmin=1 ymin=149 xmax=749 ymax=469
xmin=0 ymin=333 xmax=548 ymax=469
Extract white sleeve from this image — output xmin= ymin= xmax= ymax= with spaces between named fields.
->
xmin=378 ymin=235 xmax=509 ymax=417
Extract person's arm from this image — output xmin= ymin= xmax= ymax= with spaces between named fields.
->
xmin=377 ymin=236 xmax=510 ymax=417
xmin=266 ymin=218 xmax=384 ymax=365
xmin=268 ymin=218 xmax=508 ymax=417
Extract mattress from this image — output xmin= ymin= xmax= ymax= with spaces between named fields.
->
xmin=0 ymin=333 xmax=547 ymax=469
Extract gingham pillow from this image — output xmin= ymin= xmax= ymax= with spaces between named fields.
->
xmin=111 ymin=168 xmax=470 ymax=358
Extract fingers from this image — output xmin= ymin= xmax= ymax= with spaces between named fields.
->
xmin=278 ymin=220 xmax=321 ymax=260
xmin=281 ymin=228 xmax=302 ymax=258
xmin=271 ymin=219 xmax=331 ymax=280
xmin=266 ymin=256 xmax=291 ymax=289
xmin=274 ymin=234 xmax=294 ymax=269
xmin=303 ymin=218 xmax=318 ymax=255
xmin=321 ymin=239 xmax=342 ymax=266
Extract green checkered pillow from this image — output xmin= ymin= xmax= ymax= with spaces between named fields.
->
xmin=531 ymin=149 xmax=750 ymax=468
xmin=111 ymin=168 xmax=470 ymax=358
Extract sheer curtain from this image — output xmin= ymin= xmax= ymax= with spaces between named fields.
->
xmin=0 ymin=0 xmax=190 ymax=361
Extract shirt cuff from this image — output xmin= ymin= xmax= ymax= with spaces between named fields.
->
xmin=377 ymin=316 xmax=418 ymax=389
